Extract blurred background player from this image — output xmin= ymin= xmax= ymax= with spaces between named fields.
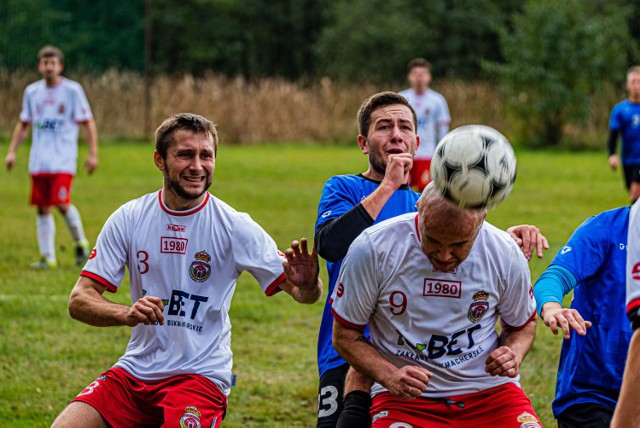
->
xmin=398 ymin=58 xmax=450 ymax=192
xmin=4 ymin=45 xmax=98 ymax=269
xmin=331 ymin=184 xmax=541 ymax=428
xmin=314 ymin=91 xmax=548 ymax=427
xmin=51 ymin=113 xmax=322 ymax=428
xmin=608 ymin=65 xmax=640 ymax=203
xmin=534 ymin=205 xmax=632 ymax=428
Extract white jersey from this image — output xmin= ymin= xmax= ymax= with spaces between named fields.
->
xmin=20 ymin=77 xmax=93 ymax=174
xmin=331 ymin=213 xmax=536 ymax=398
xmin=398 ymin=88 xmax=450 ymax=160
xmin=81 ymin=190 xmax=287 ymax=395
xmin=627 ymin=200 xmax=640 ymax=311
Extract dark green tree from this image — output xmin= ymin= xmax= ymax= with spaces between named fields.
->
xmin=488 ymin=0 xmax=635 ymax=146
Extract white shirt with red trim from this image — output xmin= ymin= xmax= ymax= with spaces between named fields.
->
xmin=331 ymin=212 xmax=536 ymax=398
xmin=398 ymin=88 xmax=450 ymax=160
xmin=20 ymin=77 xmax=93 ymax=174
xmin=81 ymin=190 xmax=287 ymax=395
xmin=627 ymin=200 xmax=640 ymax=313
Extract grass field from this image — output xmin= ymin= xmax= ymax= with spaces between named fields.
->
xmin=0 ymin=141 xmax=630 ymax=427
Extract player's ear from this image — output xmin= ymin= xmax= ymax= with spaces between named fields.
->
xmin=414 ymin=135 xmax=420 ymax=153
xmin=153 ymin=150 xmax=165 ymax=172
xmin=357 ymin=135 xmax=369 ymax=154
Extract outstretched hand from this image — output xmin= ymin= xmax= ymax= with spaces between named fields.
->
xmin=506 ymin=224 xmax=549 ymax=260
xmin=542 ymin=302 xmax=592 ymax=339
xmin=283 ymin=238 xmax=321 ymax=303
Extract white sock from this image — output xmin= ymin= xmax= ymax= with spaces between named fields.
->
xmin=37 ymin=214 xmax=56 ymax=261
xmin=64 ymin=204 xmax=86 ymax=243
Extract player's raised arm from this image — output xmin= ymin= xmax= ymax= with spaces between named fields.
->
xmin=68 ymin=276 xmax=165 ymax=327
xmin=280 ymin=238 xmax=322 ymax=304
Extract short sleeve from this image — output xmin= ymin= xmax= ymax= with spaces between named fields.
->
xmin=71 ymin=84 xmax=93 ymax=123
xmin=81 ymin=206 xmax=130 ymax=292
xmin=232 ymin=213 xmax=286 ymax=296
xmin=331 ymin=232 xmax=379 ymax=329
xmin=609 ymin=104 xmax=622 ymax=131
xmin=19 ymin=87 xmax=31 ymax=123
xmin=496 ymin=244 xmax=536 ymax=329
xmin=315 ymin=177 xmax=361 ymax=231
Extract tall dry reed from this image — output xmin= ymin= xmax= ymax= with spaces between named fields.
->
xmin=0 ymin=68 xmax=615 ymax=147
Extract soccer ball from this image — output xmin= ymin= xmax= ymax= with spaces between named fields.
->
xmin=430 ymin=125 xmax=517 ymax=210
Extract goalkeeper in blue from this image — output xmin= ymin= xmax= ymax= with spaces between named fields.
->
xmin=534 ymin=206 xmax=632 ymax=428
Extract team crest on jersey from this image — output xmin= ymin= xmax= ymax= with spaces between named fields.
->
xmin=179 ymin=406 xmax=202 ymax=428
xmin=189 ymin=251 xmax=211 ymax=283
xmin=58 ymin=103 xmax=65 ymax=115
xmin=467 ymin=290 xmax=489 ymax=323
xmin=516 ymin=411 xmax=541 ymax=428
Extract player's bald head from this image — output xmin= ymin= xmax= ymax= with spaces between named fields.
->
xmin=155 ymin=113 xmax=218 ymax=160
xmin=417 ymin=183 xmax=485 ymax=235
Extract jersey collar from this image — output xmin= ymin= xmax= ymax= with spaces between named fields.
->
xmin=158 ymin=190 xmax=210 ymax=216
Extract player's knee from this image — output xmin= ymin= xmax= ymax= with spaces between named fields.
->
xmin=51 ymin=402 xmax=107 ymax=428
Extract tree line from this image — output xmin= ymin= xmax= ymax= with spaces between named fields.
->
xmin=1 ymin=0 xmax=639 ymax=145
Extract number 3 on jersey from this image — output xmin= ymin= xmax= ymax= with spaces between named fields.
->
xmin=137 ymin=250 xmax=149 ymax=274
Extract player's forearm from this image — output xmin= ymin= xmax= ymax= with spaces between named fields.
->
xmin=499 ymin=317 xmax=537 ymax=364
xmin=608 ymin=129 xmax=619 ymax=156
xmin=285 ymin=278 xmax=322 ymax=304
xmin=85 ymin=119 xmax=98 ymax=156
xmin=68 ymin=278 xmax=129 ymax=327
xmin=333 ymin=322 xmax=398 ymax=387
xmin=8 ymin=121 xmax=30 ymax=153
xmin=360 ymin=180 xmax=399 ymax=221
xmin=612 ymin=330 xmax=640 ymax=428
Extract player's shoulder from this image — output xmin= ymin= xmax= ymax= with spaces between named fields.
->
xmin=478 ymin=222 xmax=520 ymax=255
xmin=24 ymin=79 xmax=45 ymax=94
xmin=579 ymin=206 xmax=630 ymax=235
xmin=366 ymin=212 xmax=416 ymax=238
xmin=398 ymin=88 xmax=412 ymax=97
xmin=428 ymin=89 xmax=447 ymax=103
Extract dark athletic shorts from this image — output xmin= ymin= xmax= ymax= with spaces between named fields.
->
xmin=317 ymin=363 xmax=350 ymax=427
xmin=623 ymin=164 xmax=640 ymax=189
xmin=556 ymin=402 xmax=613 ymax=428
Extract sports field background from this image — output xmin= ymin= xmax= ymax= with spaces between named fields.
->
xmin=0 ymin=141 xmax=629 ymax=427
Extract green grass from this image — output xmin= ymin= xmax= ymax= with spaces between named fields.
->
xmin=0 ymin=141 xmax=629 ymax=427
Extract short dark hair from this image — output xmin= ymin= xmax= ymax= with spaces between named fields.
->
xmin=155 ymin=113 xmax=218 ymax=159
xmin=357 ymin=91 xmax=417 ymax=137
xmin=407 ymin=57 xmax=431 ymax=73
xmin=38 ymin=45 xmax=64 ymax=64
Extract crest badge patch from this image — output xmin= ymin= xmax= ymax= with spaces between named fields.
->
xmin=467 ymin=290 xmax=489 ymax=323
xmin=179 ymin=406 xmax=202 ymax=428
xmin=189 ymin=251 xmax=211 ymax=283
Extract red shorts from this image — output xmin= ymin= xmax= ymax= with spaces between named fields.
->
xmin=72 ymin=367 xmax=227 ymax=428
xmin=370 ymin=382 xmax=541 ymax=428
xmin=30 ymin=173 xmax=73 ymax=206
xmin=408 ymin=158 xmax=431 ymax=192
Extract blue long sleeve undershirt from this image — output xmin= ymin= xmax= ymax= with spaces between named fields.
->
xmin=533 ymin=265 xmax=578 ymax=317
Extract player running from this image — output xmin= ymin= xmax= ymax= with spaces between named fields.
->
xmin=398 ymin=58 xmax=450 ymax=192
xmin=51 ymin=113 xmax=322 ymax=428
xmin=608 ymin=66 xmax=640 ymax=203
xmin=5 ymin=45 xmax=98 ymax=269
xmin=331 ymin=184 xmax=541 ymax=427
xmin=314 ymin=91 xmax=548 ymax=427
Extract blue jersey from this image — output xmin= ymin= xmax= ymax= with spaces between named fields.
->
xmin=315 ymin=174 xmax=419 ymax=376
xmin=609 ymin=100 xmax=640 ymax=165
xmin=548 ymin=207 xmax=632 ymax=416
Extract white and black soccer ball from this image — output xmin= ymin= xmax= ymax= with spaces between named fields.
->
xmin=430 ymin=125 xmax=517 ymax=210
